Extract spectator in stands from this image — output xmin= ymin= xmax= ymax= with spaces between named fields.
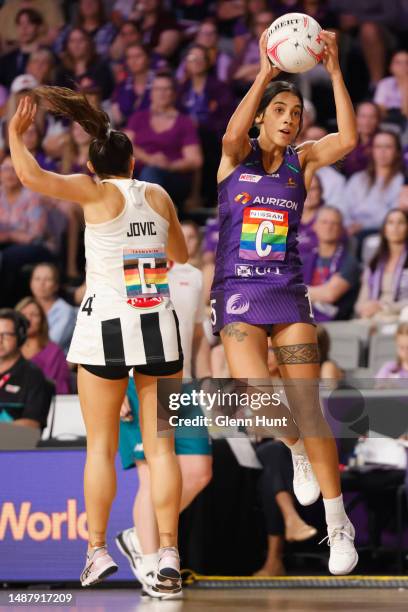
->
xmin=109 ymin=20 xmax=142 ymax=62
xmin=184 ymin=18 xmax=232 ymax=83
xmin=298 ymin=174 xmax=324 ymax=259
xmin=303 ymin=206 xmax=360 ymax=322
xmin=56 ymin=28 xmax=114 ymax=101
xmin=130 ymin=0 xmax=182 ymax=61
xmin=0 ymin=9 xmax=43 ymax=89
xmin=0 ymin=308 xmax=52 ymax=430
xmin=29 ymin=263 xmax=77 ymax=355
xmin=25 ymin=48 xmax=56 ymax=87
xmin=317 ymin=324 xmax=343 ymax=380
xmin=127 ymin=73 xmax=202 ymax=212
xmin=231 ymin=10 xmax=274 ymax=97
xmin=111 ymin=44 xmax=153 ymax=127
xmin=16 ymin=297 xmax=71 ymax=394
xmin=342 ymin=101 xmax=381 ymax=178
xmin=376 ymin=322 xmax=408 ymax=379
xmin=54 ymin=0 xmax=117 ymax=59
xmin=342 ymin=130 xmax=404 ymax=240
xmin=302 ymin=125 xmax=346 ymax=209
xmin=355 ymin=210 xmax=408 ymax=323
xmin=22 ymin=122 xmax=57 ymax=172
xmin=374 ymin=50 xmax=408 ymax=124
xmin=178 ymin=43 xmax=235 ymax=205
xmin=0 ymin=156 xmax=52 ymax=307
xmin=181 ymin=220 xmax=202 ymax=269
xmin=0 ymin=0 xmax=63 ymax=51
xmin=330 ymin=0 xmax=400 ymax=90
xmin=233 ymin=0 xmax=272 ymax=56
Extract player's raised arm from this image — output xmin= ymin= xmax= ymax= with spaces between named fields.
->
xmin=219 ymin=29 xmax=281 ymax=178
xmin=300 ymin=31 xmax=358 ymax=175
xmin=8 ymin=95 xmax=98 ymax=205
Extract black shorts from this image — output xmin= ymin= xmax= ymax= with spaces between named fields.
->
xmin=81 ymin=357 xmax=183 ymax=380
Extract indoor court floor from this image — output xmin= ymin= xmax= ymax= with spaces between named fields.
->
xmin=2 ymin=587 xmax=408 ymax=612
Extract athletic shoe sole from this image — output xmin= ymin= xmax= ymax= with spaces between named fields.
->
xmin=81 ymin=563 xmax=118 ymax=587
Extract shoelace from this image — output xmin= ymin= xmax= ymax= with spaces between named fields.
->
xmin=293 ymin=454 xmax=313 ymax=483
xmin=319 ymin=526 xmax=354 ymax=548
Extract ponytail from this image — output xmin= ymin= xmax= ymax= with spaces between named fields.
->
xmin=34 ymin=86 xmax=133 ymax=178
xmin=35 ymin=86 xmax=110 ymax=141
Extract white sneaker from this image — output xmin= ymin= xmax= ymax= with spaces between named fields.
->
xmin=320 ymin=520 xmax=359 ymax=575
xmin=291 ymin=452 xmax=320 ymax=506
xmin=115 ymin=528 xmax=144 ymax=582
xmin=144 ymin=547 xmax=183 ymax=600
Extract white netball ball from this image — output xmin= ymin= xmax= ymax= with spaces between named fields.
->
xmin=267 ymin=12 xmax=324 ymax=74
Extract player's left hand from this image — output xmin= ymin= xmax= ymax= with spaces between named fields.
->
xmin=320 ymin=30 xmax=341 ymax=76
xmin=9 ymin=96 xmax=37 ymax=136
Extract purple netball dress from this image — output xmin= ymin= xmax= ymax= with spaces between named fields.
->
xmin=210 ymin=139 xmax=314 ymax=334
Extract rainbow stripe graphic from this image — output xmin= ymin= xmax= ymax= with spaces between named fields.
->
xmin=239 ymin=207 xmax=288 ymax=261
xmin=123 ymin=247 xmax=169 ymax=297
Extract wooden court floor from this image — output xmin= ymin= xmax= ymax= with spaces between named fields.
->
xmin=3 ymin=588 xmax=408 ymax=612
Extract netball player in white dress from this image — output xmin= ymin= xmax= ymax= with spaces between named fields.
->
xmin=9 ymin=90 xmax=187 ymax=599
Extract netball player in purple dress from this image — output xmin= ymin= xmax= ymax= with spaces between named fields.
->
xmin=211 ymin=30 xmax=359 ymax=575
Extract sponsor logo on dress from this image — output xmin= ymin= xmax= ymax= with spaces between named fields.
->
xmin=286 ymin=177 xmax=297 ymax=187
xmin=226 ymin=294 xmax=250 ymax=314
xmin=127 ymin=296 xmax=163 ymax=309
xmin=234 ymin=192 xmax=252 ymax=204
xmin=253 ymin=196 xmax=298 ymax=210
xmin=235 ymin=264 xmax=253 ymax=277
xmin=235 ymin=264 xmax=283 ymax=277
xmin=239 ymin=173 xmax=262 ymax=183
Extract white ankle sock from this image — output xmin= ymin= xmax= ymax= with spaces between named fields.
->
xmin=288 ymin=438 xmax=306 ymax=455
xmin=141 ymin=552 xmax=159 ymax=575
xmin=323 ymin=494 xmax=348 ymax=527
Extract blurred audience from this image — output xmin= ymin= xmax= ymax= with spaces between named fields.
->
xmin=111 ymin=43 xmax=153 ymax=127
xmin=127 ymin=73 xmax=202 ymax=213
xmin=342 ymin=130 xmax=404 ymax=241
xmin=376 ymin=322 xmax=408 ymax=378
xmin=178 ymin=43 xmax=235 ymax=205
xmin=303 ymin=206 xmax=360 ymax=322
xmin=0 ymin=308 xmax=52 ymax=431
xmin=56 ymin=27 xmax=114 ymax=101
xmin=0 ymin=0 xmax=63 ymax=51
xmin=181 ymin=220 xmax=202 ymax=269
xmin=342 ymin=101 xmax=381 ymax=178
xmin=374 ymin=50 xmax=408 ymax=124
xmin=298 ymin=174 xmax=324 ymax=259
xmin=355 ymin=210 xmax=408 ymax=323
xmin=0 ymin=156 xmax=52 ymax=307
xmin=16 ymin=297 xmax=71 ymax=394
xmin=29 ymin=263 xmax=77 ymax=355
xmin=0 ymin=8 xmax=44 ymax=88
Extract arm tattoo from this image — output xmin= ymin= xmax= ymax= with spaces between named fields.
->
xmin=222 ymin=323 xmax=248 ymax=342
xmin=273 ymin=343 xmax=320 ymax=365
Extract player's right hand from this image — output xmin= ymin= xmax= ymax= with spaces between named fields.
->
xmin=259 ymin=29 xmax=281 ymax=80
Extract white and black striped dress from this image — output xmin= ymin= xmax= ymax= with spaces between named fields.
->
xmin=67 ymin=179 xmax=182 ymax=367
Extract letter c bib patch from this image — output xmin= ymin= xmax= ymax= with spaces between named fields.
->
xmin=239 ymin=207 xmax=288 ymax=261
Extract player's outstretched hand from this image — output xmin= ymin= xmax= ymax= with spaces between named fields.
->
xmin=259 ymin=29 xmax=281 ymax=80
xmin=9 ymin=96 xmax=37 ymax=136
xmin=320 ymin=30 xmax=340 ymax=76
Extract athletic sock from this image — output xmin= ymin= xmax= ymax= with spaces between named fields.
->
xmin=287 ymin=438 xmax=306 ymax=455
xmin=141 ymin=552 xmax=159 ymax=576
xmin=323 ymin=494 xmax=348 ymax=527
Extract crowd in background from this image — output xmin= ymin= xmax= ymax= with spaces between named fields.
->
xmin=0 ymin=0 xmax=407 ymax=387
xmin=1 ymin=0 xmax=408 ymax=576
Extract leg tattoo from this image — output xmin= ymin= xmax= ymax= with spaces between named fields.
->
xmin=222 ymin=323 xmax=248 ymax=342
xmin=273 ymin=343 xmax=319 ymax=365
